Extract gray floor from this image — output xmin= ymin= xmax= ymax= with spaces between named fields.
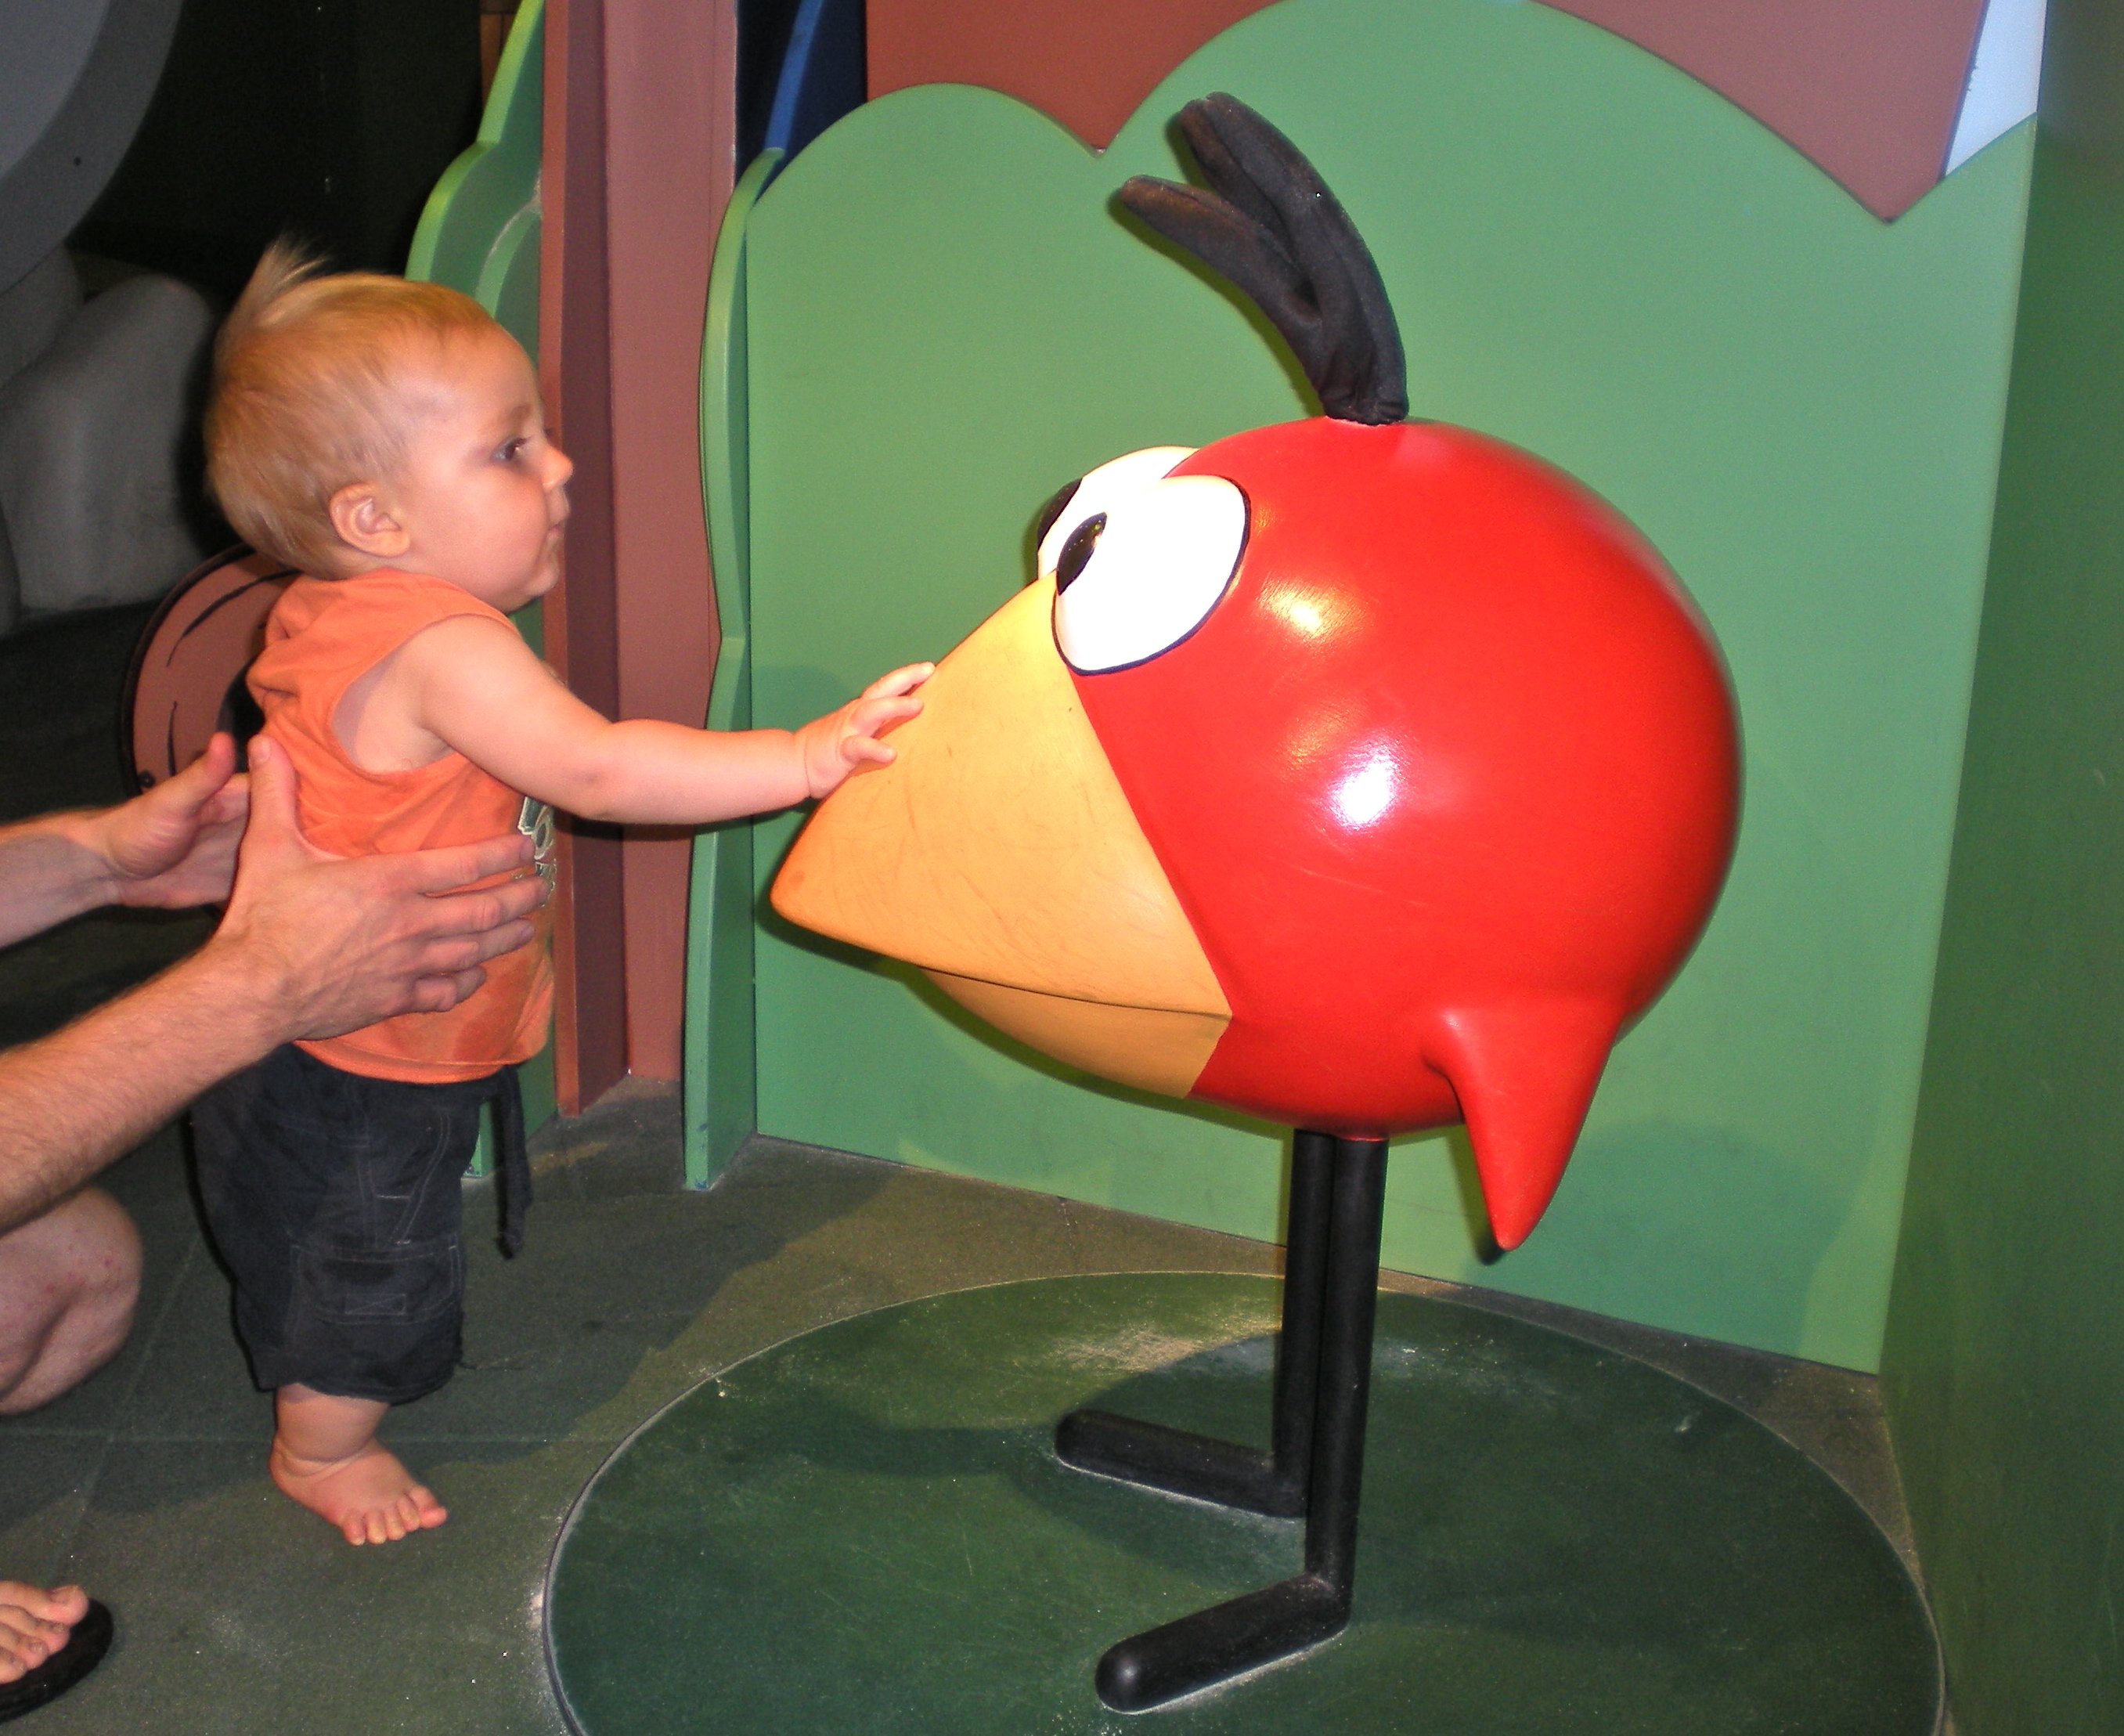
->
xmin=0 ymin=1088 xmax=1934 ymax=1734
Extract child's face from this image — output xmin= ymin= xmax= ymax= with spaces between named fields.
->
xmin=366 ymin=327 xmax=572 ymax=612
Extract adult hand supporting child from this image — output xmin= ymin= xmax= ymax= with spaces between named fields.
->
xmin=0 ymin=734 xmax=248 ymax=950
xmin=0 ymin=730 xmax=544 ymax=1273
xmin=211 ymin=734 xmax=546 ymax=1039
xmin=0 ymin=731 xmax=547 ymax=1685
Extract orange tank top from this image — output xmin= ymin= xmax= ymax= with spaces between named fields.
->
xmin=249 ymin=568 xmax=555 ymax=1084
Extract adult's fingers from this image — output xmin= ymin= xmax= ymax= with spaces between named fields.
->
xmin=100 ymin=733 xmax=242 ymax=883
xmin=405 ymin=967 xmax=491 ymax=1016
xmin=406 ymin=916 xmax=538 ymax=977
xmin=157 ymin=732 xmax=238 ymax=814
xmin=404 ymin=875 xmax=546 ymax=942
xmin=388 ymin=830 xmax=538 ymax=897
xmin=236 ymin=736 xmax=318 ymax=869
xmin=199 ymin=770 xmax=251 ymax=828
xmin=463 ymin=915 xmax=539 ymax=962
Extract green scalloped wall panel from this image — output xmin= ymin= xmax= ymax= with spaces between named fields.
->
xmin=407 ymin=0 xmax=544 ymax=359
xmin=727 ymin=0 xmax=2033 ymax=1367
xmin=684 ymin=149 xmax=782 ymax=1189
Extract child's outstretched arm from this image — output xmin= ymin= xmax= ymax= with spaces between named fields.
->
xmin=392 ymin=615 xmax=929 ymax=824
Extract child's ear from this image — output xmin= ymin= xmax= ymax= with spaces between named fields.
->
xmin=329 ymin=482 xmax=412 ymax=561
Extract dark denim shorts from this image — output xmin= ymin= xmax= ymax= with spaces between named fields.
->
xmin=191 ymin=1044 xmax=525 ymax=1405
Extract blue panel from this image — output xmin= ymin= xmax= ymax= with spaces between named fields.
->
xmin=763 ymin=0 xmax=865 ymax=164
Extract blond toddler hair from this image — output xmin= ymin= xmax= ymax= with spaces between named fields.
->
xmin=206 ymin=241 xmax=503 ymax=576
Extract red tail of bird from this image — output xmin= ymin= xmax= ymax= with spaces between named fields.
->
xmin=1425 ymin=1000 xmax=1624 ymax=1250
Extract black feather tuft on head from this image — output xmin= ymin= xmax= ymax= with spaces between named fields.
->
xmin=1119 ymin=94 xmax=1407 ymax=425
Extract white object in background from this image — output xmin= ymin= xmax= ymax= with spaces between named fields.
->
xmin=1947 ymin=0 xmax=2049 ymax=174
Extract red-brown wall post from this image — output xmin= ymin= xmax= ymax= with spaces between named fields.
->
xmin=539 ymin=0 xmax=628 ymax=1113
xmin=604 ymin=0 xmax=737 ymax=1084
xmin=540 ymin=0 xmax=736 ymax=1110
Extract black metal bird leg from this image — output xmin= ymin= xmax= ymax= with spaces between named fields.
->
xmin=1055 ymin=1131 xmax=1390 ymax=1712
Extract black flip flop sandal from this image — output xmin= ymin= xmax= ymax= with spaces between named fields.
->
xmin=0 ymin=1601 xmax=113 ymax=1723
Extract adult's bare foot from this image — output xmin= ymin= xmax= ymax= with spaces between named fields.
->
xmin=0 ymin=1583 xmax=87 ymax=1683
xmin=270 ymin=1438 xmax=449 ymax=1546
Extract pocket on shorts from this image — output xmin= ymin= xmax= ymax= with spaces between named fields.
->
xmin=289 ymin=1233 xmax=463 ymax=1326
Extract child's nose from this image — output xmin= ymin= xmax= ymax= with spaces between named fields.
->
xmin=547 ymin=446 xmax=575 ymax=488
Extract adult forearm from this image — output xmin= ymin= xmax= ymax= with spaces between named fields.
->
xmin=0 ymin=817 xmax=120 ymax=948
xmin=0 ymin=943 xmax=279 ymax=1234
xmin=0 ymin=736 xmax=548 ymax=1236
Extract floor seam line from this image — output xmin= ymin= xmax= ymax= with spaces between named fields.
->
xmin=111 ymin=1233 xmax=204 ymax=1418
xmin=45 ymin=1235 xmax=210 ymax=1574
xmin=45 ymin=1434 xmax=112 ymax=1588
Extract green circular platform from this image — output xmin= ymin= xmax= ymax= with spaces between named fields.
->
xmin=546 ymin=1274 xmax=1938 ymax=1734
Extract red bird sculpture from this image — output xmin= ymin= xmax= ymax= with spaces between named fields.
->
xmin=774 ymin=94 xmax=1739 ymax=1710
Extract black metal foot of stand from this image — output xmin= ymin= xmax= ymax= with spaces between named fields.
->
xmin=1055 ymin=1130 xmax=1389 ymax=1712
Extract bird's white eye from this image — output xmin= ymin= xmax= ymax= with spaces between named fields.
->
xmin=1035 ymin=447 xmax=1195 ymax=573
xmin=1040 ymin=449 xmax=1248 ymax=674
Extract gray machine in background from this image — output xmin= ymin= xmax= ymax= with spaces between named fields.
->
xmin=0 ymin=0 xmax=214 ymax=636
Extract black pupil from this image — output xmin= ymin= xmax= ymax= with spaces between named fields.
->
xmin=1033 ymin=479 xmax=1081 ymax=547
xmin=1055 ymin=514 xmax=1106 ymax=592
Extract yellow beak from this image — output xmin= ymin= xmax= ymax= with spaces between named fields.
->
xmin=770 ymin=579 xmax=1231 ymax=1096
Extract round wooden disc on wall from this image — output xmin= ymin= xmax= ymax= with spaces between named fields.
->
xmin=121 ymin=547 xmax=295 ymax=790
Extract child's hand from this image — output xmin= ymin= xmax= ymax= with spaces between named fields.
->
xmin=796 ymin=663 xmax=933 ymax=799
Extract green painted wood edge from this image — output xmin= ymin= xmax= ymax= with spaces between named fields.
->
xmin=408 ymin=0 xmax=551 ymax=1174
xmin=477 ymin=203 xmax=543 ymax=360
xmin=407 ymin=0 xmax=545 ymax=310
xmin=1880 ymin=38 xmax=2124 ymax=1728
xmin=683 ymin=149 xmax=785 ymax=1189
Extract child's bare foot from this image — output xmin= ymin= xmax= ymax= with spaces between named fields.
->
xmin=270 ymin=1437 xmax=448 ymax=1545
xmin=0 ymin=1582 xmax=87 ymax=1681
xmin=270 ymin=1384 xmax=448 ymax=1546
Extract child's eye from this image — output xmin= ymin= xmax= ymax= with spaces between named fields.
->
xmin=497 ymin=438 xmax=528 ymax=464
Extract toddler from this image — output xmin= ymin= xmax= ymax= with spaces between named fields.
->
xmin=194 ymin=245 xmax=927 ymax=1546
